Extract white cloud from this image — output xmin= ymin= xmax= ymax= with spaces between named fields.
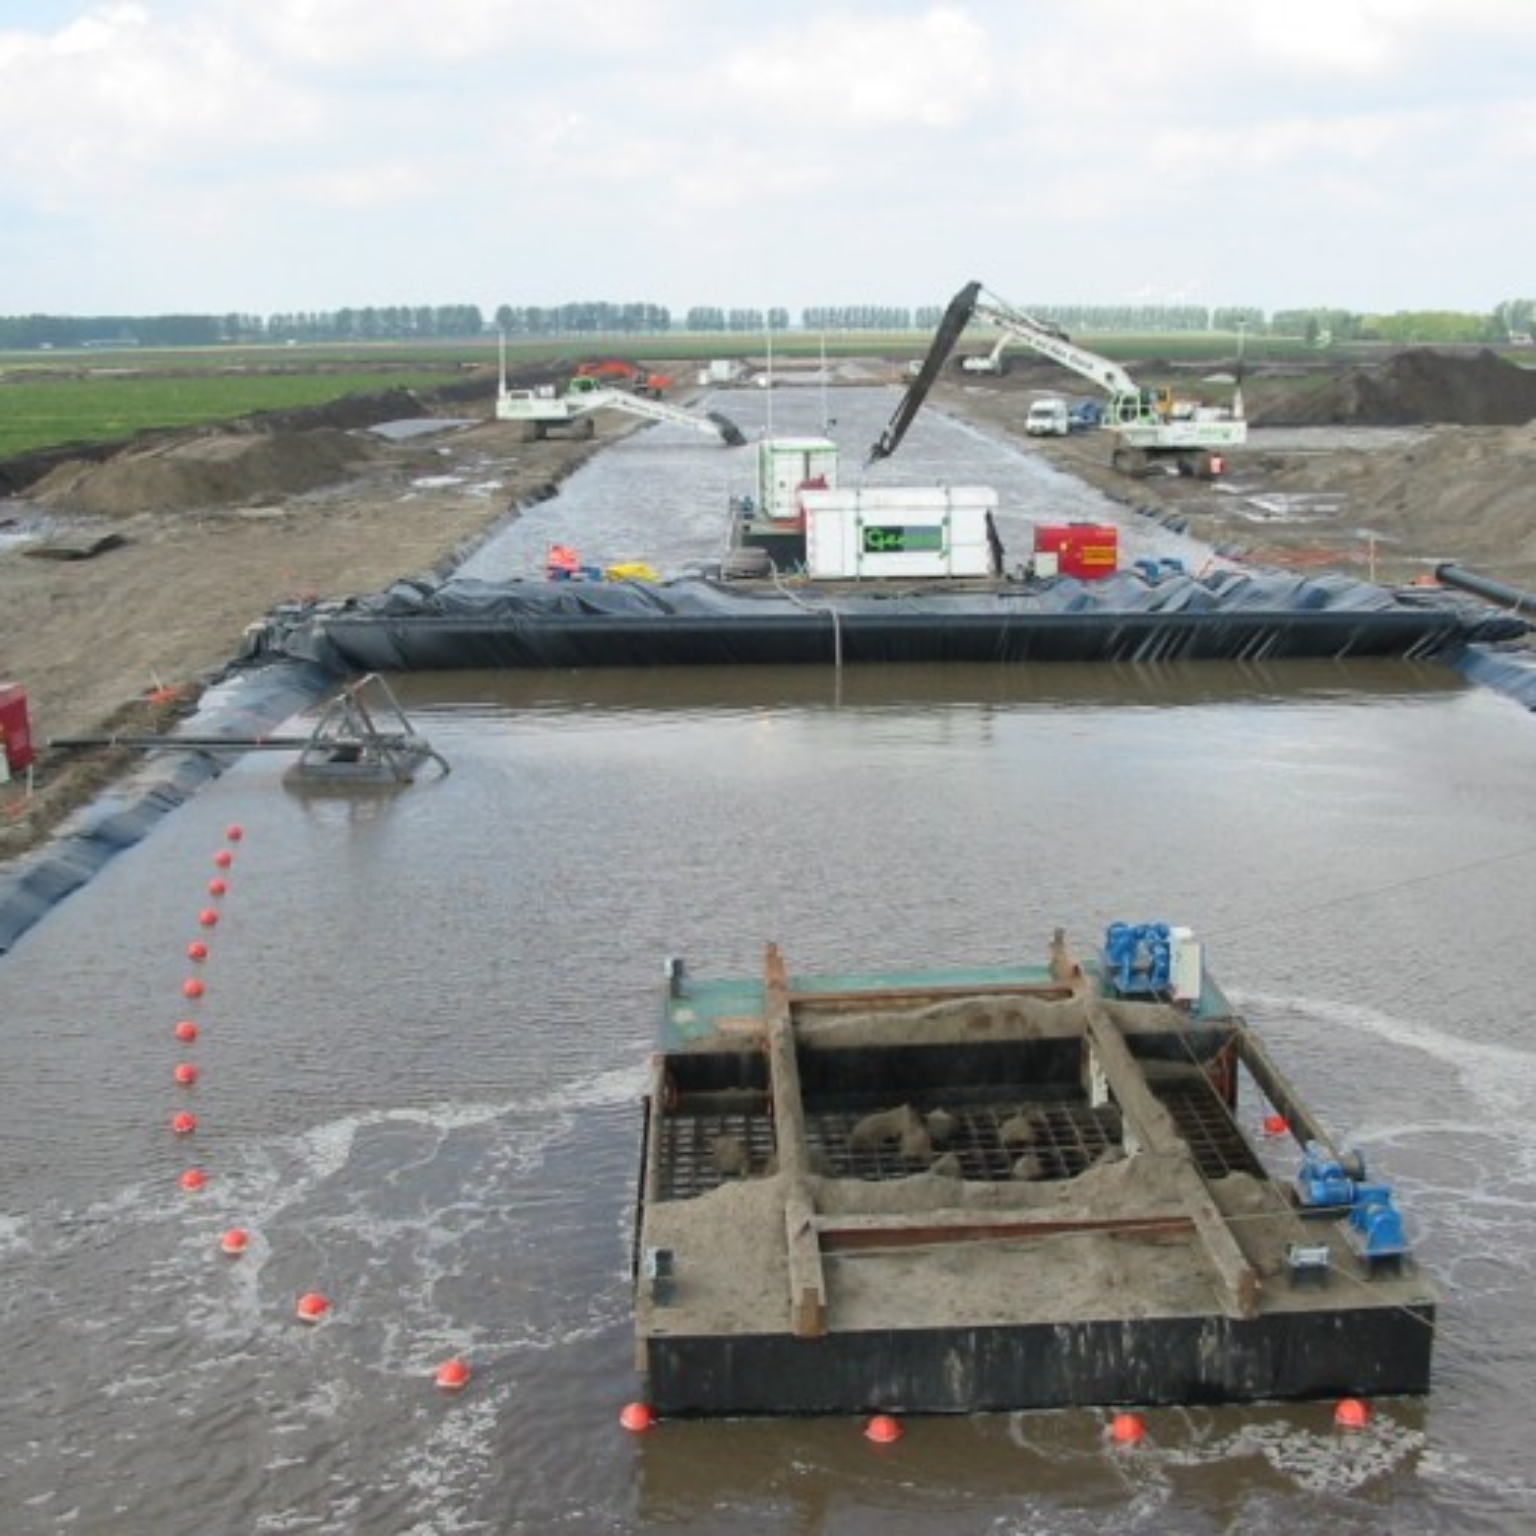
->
xmin=1 ymin=1 xmax=1534 ymax=314
xmin=719 ymin=6 xmax=997 ymax=129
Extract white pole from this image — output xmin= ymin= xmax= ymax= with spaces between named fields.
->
xmin=819 ymin=328 xmax=831 ymax=433
xmin=765 ymin=314 xmax=774 ymax=435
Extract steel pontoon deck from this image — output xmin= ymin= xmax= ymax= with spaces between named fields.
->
xmin=632 ymin=927 xmax=1437 ymax=1416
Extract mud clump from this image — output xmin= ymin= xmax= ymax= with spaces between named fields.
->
xmin=1258 ymin=348 xmax=1536 ymax=427
xmin=27 ymin=426 xmax=384 ymax=516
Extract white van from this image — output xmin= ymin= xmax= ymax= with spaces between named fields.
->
xmin=1025 ymin=397 xmax=1070 ymax=436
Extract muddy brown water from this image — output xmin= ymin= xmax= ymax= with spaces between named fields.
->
xmin=3 ymin=393 xmax=1536 ymax=1533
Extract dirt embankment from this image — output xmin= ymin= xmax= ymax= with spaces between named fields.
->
xmin=947 ymin=347 xmax=1536 ymax=586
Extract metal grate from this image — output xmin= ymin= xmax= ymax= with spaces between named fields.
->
xmin=655 ymin=1097 xmax=1123 ymax=1199
xmin=807 ymin=1101 xmax=1123 ymax=1183
xmin=655 ymin=1104 xmax=778 ymax=1200
xmin=1155 ymin=1079 xmax=1267 ymax=1181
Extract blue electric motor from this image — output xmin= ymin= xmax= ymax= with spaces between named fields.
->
xmin=1296 ymin=1141 xmax=1412 ymax=1261
xmin=1349 ymin=1188 xmax=1409 ymax=1259
xmin=1295 ymin=1141 xmax=1361 ymax=1207
xmin=1103 ymin=921 xmax=1172 ymax=995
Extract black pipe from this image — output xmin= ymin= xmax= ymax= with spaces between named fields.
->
xmin=1436 ymin=563 xmax=1536 ymax=617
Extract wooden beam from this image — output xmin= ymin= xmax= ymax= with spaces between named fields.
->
xmin=788 ymin=981 xmax=1075 ymax=1010
xmin=1230 ymin=1021 xmax=1332 ymax=1154
xmin=1083 ymin=1002 xmax=1262 ymax=1319
xmin=817 ymin=1211 xmax=1195 ymax=1252
xmin=764 ymin=943 xmax=828 ymax=1338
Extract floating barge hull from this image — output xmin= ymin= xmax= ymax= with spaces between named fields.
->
xmin=271 ymin=570 xmax=1523 ymax=673
xmin=632 ymin=933 xmax=1437 ymax=1416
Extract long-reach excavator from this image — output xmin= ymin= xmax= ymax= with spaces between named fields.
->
xmin=871 ymin=280 xmax=1246 ymax=479
xmin=494 ymin=337 xmax=744 ymax=446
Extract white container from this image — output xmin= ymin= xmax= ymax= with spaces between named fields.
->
xmin=801 ymin=485 xmax=998 ymax=580
xmin=1168 ymin=926 xmax=1204 ymax=1004
xmin=755 ymin=437 xmax=839 ymax=521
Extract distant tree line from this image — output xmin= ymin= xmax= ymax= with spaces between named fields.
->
xmin=2 ymin=299 xmax=1533 ymax=350
xmin=0 ymin=306 xmax=488 ymax=349
xmin=681 ymin=307 xmax=793 ymax=333
xmin=493 ymin=301 xmax=671 ymax=336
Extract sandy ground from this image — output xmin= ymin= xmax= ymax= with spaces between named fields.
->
xmin=935 ymin=370 xmax=1536 ymax=586
xmin=4 ymin=359 xmax=1535 ymax=863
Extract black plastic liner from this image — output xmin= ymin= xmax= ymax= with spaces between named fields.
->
xmin=272 ymin=568 xmax=1526 ymax=672
xmin=1455 ymin=644 xmax=1536 ymax=711
xmin=0 ymin=660 xmax=335 ymax=956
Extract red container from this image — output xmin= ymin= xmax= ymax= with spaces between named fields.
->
xmin=1034 ymin=523 xmax=1119 ymax=580
xmin=0 ymin=683 xmax=34 ymax=773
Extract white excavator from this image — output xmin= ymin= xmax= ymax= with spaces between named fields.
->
xmin=494 ymin=339 xmax=745 ymax=447
xmin=872 ymin=280 xmax=1246 ymax=478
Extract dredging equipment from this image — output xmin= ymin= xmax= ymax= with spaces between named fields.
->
xmin=632 ymin=924 xmax=1437 ymax=1416
xmin=50 ymin=673 xmax=449 ymax=787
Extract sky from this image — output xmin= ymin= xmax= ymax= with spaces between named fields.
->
xmin=1 ymin=0 xmax=1533 ymax=321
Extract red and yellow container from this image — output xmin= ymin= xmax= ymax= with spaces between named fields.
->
xmin=1033 ymin=523 xmax=1119 ymax=580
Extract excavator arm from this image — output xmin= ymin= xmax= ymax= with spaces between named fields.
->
xmin=869 ymin=279 xmax=1245 ymax=475
xmin=867 ymin=280 xmax=981 ymax=464
xmin=869 ymin=281 xmax=1156 ymax=466
xmin=973 ymin=298 xmax=1141 ymax=398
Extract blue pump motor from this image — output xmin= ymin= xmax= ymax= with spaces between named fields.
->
xmin=1349 ymin=1188 xmax=1409 ymax=1260
xmin=1295 ymin=1140 xmax=1363 ymax=1207
xmin=1103 ymin=921 xmax=1172 ymax=995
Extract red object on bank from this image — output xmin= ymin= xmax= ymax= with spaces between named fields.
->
xmin=0 ymin=683 xmax=34 ymax=774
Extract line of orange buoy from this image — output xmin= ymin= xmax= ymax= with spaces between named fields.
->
xmin=171 ymin=839 xmax=239 ymax=1199
xmin=161 ymin=823 xmax=483 ymax=1397
xmin=161 ymin=827 xmax=425 ymax=1380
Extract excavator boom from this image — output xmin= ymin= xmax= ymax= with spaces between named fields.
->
xmin=869 ymin=279 xmax=1245 ymax=476
xmin=867 ymin=280 xmax=981 ymax=464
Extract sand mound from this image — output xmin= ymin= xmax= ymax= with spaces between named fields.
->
xmin=1259 ymin=348 xmax=1536 ymax=427
xmin=27 ymin=425 xmax=382 ymax=516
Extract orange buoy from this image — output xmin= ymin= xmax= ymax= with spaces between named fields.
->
xmin=174 ymin=1020 xmax=198 ymax=1043
xmin=170 ymin=1111 xmax=197 ymax=1135
xmin=174 ymin=1062 xmax=198 ymax=1086
xmin=225 ymin=824 xmax=244 ymax=843
xmin=207 ymin=877 xmax=228 ymax=898
xmin=213 ymin=849 xmax=233 ymax=870
xmin=182 ymin=977 xmax=205 ymax=1000
xmin=1109 ymin=1412 xmax=1146 ymax=1446
xmin=187 ymin=940 xmax=209 ymax=962
xmin=295 ymin=1292 xmax=330 ymax=1324
xmin=179 ymin=1168 xmax=207 ymax=1192
xmin=1334 ymin=1398 xmax=1371 ymax=1430
xmin=619 ymin=1401 xmax=655 ymax=1433
xmin=1262 ymin=1113 xmax=1289 ymax=1137
xmin=197 ymin=907 xmax=220 ymax=928
xmin=220 ymin=1228 xmax=249 ymax=1256
xmin=435 ymin=1358 xmax=471 ymax=1393
xmin=864 ymin=1414 xmax=903 ymax=1444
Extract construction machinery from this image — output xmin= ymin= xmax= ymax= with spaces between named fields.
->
xmin=495 ymin=347 xmax=744 ymax=447
xmin=573 ymin=359 xmax=674 ymax=397
xmin=872 ymin=280 xmax=1246 ymax=479
xmin=50 ymin=673 xmax=450 ymax=788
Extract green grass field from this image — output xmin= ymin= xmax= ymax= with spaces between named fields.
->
xmin=0 ymin=362 xmax=474 ymax=459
